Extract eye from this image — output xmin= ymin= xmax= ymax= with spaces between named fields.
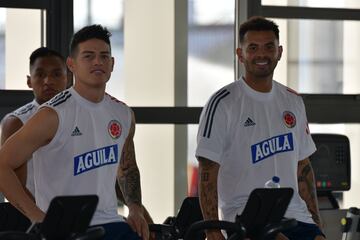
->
xmin=53 ymin=71 xmax=65 ymax=78
xmin=35 ymin=72 xmax=45 ymax=78
xmin=101 ymin=54 xmax=110 ymax=61
xmin=248 ymin=45 xmax=257 ymax=52
xmin=266 ymin=44 xmax=275 ymax=51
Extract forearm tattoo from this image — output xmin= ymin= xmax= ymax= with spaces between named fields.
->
xmin=118 ymin=138 xmax=142 ymax=206
xmin=298 ymin=159 xmax=321 ymax=225
xmin=199 ymin=158 xmax=219 ymax=220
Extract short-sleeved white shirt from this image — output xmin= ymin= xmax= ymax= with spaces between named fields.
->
xmin=8 ymin=100 xmax=39 ymax=196
xmin=196 ymin=78 xmax=316 ymax=223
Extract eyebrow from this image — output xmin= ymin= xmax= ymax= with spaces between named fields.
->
xmin=34 ymin=67 xmax=65 ymax=72
xmin=80 ymin=51 xmax=111 ymax=55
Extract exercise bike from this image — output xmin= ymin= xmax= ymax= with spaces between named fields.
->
xmin=0 ymin=195 xmax=104 ymax=240
xmin=184 ymin=188 xmax=297 ymax=240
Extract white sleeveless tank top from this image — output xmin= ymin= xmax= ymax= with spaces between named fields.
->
xmin=33 ymin=87 xmax=131 ymax=225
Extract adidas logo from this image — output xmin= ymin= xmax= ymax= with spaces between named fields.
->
xmin=71 ymin=126 xmax=82 ymax=136
xmin=244 ymin=117 xmax=256 ymax=127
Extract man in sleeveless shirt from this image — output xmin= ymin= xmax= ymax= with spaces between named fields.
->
xmin=196 ymin=17 xmax=325 ymax=240
xmin=0 ymin=25 xmax=149 ymax=240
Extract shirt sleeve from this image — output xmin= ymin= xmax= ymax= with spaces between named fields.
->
xmin=297 ymin=98 xmax=316 ymax=161
xmin=195 ymin=93 xmax=229 ymax=165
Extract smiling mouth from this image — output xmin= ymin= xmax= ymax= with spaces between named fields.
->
xmin=255 ymin=60 xmax=269 ymax=66
xmin=91 ymin=70 xmax=105 ymax=74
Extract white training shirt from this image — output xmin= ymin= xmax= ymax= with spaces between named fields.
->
xmin=8 ymin=99 xmax=39 ymax=196
xmin=33 ymin=87 xmax=131 ymax=225
xmin=196 ymin=78 xmax=316 ymax=224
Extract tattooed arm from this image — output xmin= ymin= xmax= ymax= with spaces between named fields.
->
xmin=117 ymin=109 xmax=149 ymax=239
xmin=298 ymin=158 xmax=322 ymax=227
xmin=198 ymin=156 xmax=225 ymax=240
xmin=115 ymin=181 xmax=154 ymax=224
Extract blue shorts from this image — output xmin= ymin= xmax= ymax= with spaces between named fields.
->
xmin=91 ymin=222 xmax=141 ymax=240
xmin=281 ymin=221 xmax=325 ymax=240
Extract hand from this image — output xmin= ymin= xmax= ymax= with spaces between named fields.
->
xmin=127 ymin=203 xmax=149 ymax=240
xmin=205 ymin=230 xmax=225 ymax=240
xmin=29 ymin=208 xmax=46 ymax=223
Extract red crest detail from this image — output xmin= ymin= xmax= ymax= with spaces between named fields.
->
xmin=283 ymin=111 xmax=296 ymax=128
xmin=108 ymin=120 xmax=122 ymax=139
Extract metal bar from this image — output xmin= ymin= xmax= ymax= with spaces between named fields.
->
xmin=262 ymin=6 xmax=360 ymax=21
xmin=2 ymin=91 xmax=360 ymax=124
xmin=0 ymin=0 xmax=47 ymax=9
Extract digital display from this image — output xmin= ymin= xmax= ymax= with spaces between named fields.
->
xmin=310 ymin=134 xmax=351 ymax=192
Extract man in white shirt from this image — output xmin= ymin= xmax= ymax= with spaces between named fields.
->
xmin=196 ymin=16 xmax=325 ymax=240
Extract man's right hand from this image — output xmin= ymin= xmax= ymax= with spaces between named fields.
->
xmin=206 ymin=230 xmax=225 ymax=240
xmin=28 ymin=206 xmax=46 ymax=223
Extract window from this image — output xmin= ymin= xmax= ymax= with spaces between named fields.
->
xmin=0 ymin=8 xmax=43 ymax=90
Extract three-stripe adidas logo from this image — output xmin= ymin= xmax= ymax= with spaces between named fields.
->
xmin=71 ymin=126 xmax=82 ymax=136
xmin=244 ymin=117 xmax=256 ymax=127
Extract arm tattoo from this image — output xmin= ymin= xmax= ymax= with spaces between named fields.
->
xmin=198 ymin=157 xmax=220 ymax=220
xmin=117 ymin=112 xmax=142 ymax=206
xmin=118 ymin=139 xmax=142 ymax=206
xmin=298 ymin=159 xmax=321 ymax=225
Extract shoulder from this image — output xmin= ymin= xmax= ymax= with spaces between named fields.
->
xmin=104 ymin=93 xmax=131 ymax=113
xmin=105 ymin=92 xmax=127 ymax=106
xmin=12 ymin=101 xmax=37 ymax=118
xmin=207 ymin=82 xmax=237 ymax=105
xmin=45 ymin=89 xmax=73 ymax=108
xmin=274 ymin=81 xmax=303 ymax=101
xmin=1 ymin=114 xmax=23 ymax=144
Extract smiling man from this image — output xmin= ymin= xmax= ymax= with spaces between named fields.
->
xmin=196 ymin=16 xmax=325 ymax=240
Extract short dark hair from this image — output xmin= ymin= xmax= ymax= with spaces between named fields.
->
xmin=30 ymin=47 xmax=65 ymax=69
xmin=69 ymin=24 xmax=112 ymax=56
xmin=239 ymin=16 xmax=279 ymax=44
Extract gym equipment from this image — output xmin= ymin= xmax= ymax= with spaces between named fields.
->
xmin=341 ymin=207 xmax=360 ymax=240
xmin=184 ymin=188 xmax=297 ymax=240
xmin=0 ymin=202 xmax=31 ymax=232
xmin=0 ymin=195 xmax=104 ymax=240
xmin=310 ymin=134 xmax=351 ymax=209
xmin=149 ymin=197 xmax=204 ymax=240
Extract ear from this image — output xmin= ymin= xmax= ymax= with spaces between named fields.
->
xmin=236 ymin=48 xmax=244 ymax=63
xmin=111 ymin=57 xmax=115 ymax=72
xmin=278 ymin=45 xmax=283 ymax=61
xmin=27 ymin=75 xmax=32 ymax=88
xmin=66 ymin=57 xmax=75 ymax=73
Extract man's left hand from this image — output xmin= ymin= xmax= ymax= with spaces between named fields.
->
xmin=127 ymin=203 xmax=149 ymax=240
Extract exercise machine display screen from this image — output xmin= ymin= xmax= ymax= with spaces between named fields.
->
xmin=310 ymin=134 xmax=351 ymax=192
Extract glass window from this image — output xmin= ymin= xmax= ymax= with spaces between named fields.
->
xmin=268 ymin=18 xmax=360 ymax=94
xmin=74 ymin=0 xmax=125 ymax=100
xmin=187 ymin=0 xmax=234 ymax=198
xmin=0 ymin=8 xmax=43 ymax=90
xmin=135 ymin=124 xmax=175 ymax=222
xmin=262 ymin=0 xmax=360 ymax=9
xmin=188 ymin=0 xmax=235 ymax=107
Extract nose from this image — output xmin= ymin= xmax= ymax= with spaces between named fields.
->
xmin=93 ymin=55 xmax=104 ymax=65
xmin=43 ymin=74 xmax=56 ymax=85
xmin=256 ymin=46 xmax=268 ymax=57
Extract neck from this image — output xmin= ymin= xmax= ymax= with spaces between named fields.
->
xmin=73 ymin=83 xmax=105 ymax=103
xmin=243 ymin=74 xmax=273 ymax=93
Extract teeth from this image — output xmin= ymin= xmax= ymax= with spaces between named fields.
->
xmin=256 ymin=62 xmax=267 ymax=65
